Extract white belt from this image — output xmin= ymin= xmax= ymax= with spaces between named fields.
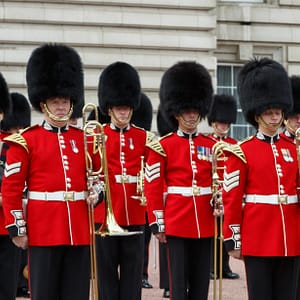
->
xmin=28 ymin=191 xmax=87 ymax=201
xmin=115 ymin=175 xmax=137 ymax=184
xmin=245 ymin=194 xmax=298 ymax=205
xmin=167 ymin=186 xmax=212 ymax=197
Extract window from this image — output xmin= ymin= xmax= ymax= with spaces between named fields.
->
xmin=217 ymin=65 xmax=256 ymax=141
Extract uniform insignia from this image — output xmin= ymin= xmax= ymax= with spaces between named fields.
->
xmin=145 ymin=162 xmax=160 ymax=182
xmin=147 ymin=140 xmax=166 ymax=157
xmin=70 ymin=139 xmax=79 ymax=153
xmin=225 ymin=144 xmax=247 ymax=164
xmin=4 ymin=133 xmax=28 ymax=153
xmin=281 ymin=149 xmax=293 ymax=162
xmin=4 ymin=162 xmax=22 ymax=177
xmin=223 ymin=170 xmax=240 ymax=192
xmin=6 ymin=209 xmax=26 ymax=236
xmin=128 ymin=138 xmax=134 ymax=150
xmin=151 ymin=210 xmax=165 ymax=232
xmin=197 ymin=146 xmax=212 ymax=161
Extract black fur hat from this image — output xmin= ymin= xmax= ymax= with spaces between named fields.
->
xmin=159 ymin=61 xmax=213 ymax=126
xmin=238 ymin=57 xmax=292 ymax=127
xmin=98 ymin=61 xmax=141 ymax=115
xmin=88 ymin=106 xmax=111 ymax=124
xmin=26 ymin=43 xmax=84 ymax=112
xmin=131 ymin=93 xmax=153 ymax=131
xmin=207 ymin=94 xmax=237 ymax=126
xmin=1 ymin=93 xmax=31 ymax=131
xmin=286 ymin=75 xmax=300 ymax=117
xmin=156 ymin=104 xmax=177 ymax=136
xmin=0 ymin=72 xmax=11 ymax=115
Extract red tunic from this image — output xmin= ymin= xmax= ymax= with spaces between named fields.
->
xmin=2 ymin=123 xmax=98 ymax=246
xmin=145 ymin=130 xmax=215 ymax=238
xmin=94 ymin=124 xmax=150 ymax=226
xmin=0 ymin=131 xmax=9 ymax=235
xmin=222 ymin=133 xmax=300 ymax=256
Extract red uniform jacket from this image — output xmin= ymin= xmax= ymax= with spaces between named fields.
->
xmin=145 ymin=130 xmax=215 ymax=239
xmin=2 ymin=123 xmax=99 ymax=246
xmin=94 ymin=123 xmax=151 ymax=226
xmin=223 ymin=132 xmax=300 ymax=256
xmin=0 ymin=131 xmax=9 ymax=235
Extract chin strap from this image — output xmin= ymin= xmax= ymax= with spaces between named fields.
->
xmin=108 ymin=108 xmax=133 ymax=127
xmin=43 ymin=103 xmax=73 ymax=122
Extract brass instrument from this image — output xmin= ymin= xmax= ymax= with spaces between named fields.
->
xmin=132 ymin=156 xmax=147 ymax=206
xmin=83 ymin=103 xmax=103 ymax=300
xmin=211 ymin=141 xmax=227 ymax=300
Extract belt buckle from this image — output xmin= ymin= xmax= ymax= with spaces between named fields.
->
xmin=64 ymin=191 xmax=75 ymax=201
xmin=193 ymin=187 xmax=200 ymax=196
xmin=278 ymin=195 xmax=287 ymax=204
xmin=121 ymin=175 xmax=129 ymax=183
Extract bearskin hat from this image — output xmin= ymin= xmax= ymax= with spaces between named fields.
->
xmin=159 ymin=61 xmax=213 ymax=126
xmin=98 ymin=61 xmax=141 ymax=115
xmin=88 ymin=106 xmax=111 ymax=124
xmin=26 ymin=43 xmax=84 ymax=112
xmin=131 ymin=93 xmax=153 ymax=131
xmin=156 ymin=105 xmax=177 ymax=136
xmin=1 ymin=93 xmax=31 ymax=131
xmin=207 ymin=94 xmax=237 ymax=126
xmin=0 ymin=72 xmax=11 ymax=115
xmin=238 ymin=57 xmax=292 ymax=127
xmin=286 ymin=75 xmax=300 ymax=117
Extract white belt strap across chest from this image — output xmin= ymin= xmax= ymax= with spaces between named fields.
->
xmin=28 ymin=191 xmax=87 ymax=201
xmin=245 ymin=194 xmax=298 ymax=205
xmin=167 ymin=186 xmax=212 ymax=197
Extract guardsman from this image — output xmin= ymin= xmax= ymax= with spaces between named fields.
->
xmin=222 ymin=57 xmax=300 ymax=300
xmin=94 ymin=62 xmax=154 ymax=300
xmin=281 ymin=75 xmax=300 ymax=142
xmin=1 ymin=43 xmax=101 ymax=300
xmin=1 ymin=92 xmax=31 ymax=298
xmin=145 ymin=61 xmax=215 ymax=300
xmin=206 ymin=94 xmax=240 ymax=280
xmin=0 ymin=73 xmax=17 ymax=300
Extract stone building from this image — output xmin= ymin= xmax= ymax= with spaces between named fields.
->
xmin=1 ymin=0 xmax=299 ymax=138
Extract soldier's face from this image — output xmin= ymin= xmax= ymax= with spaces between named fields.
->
xmin=257 ymin=108 xmax=283 ymax=135
xmin=109 ymin=106 xmax=132 ymax=128
xmin=176 ymin=110 xmax=200 ymax=133
xmin=286 ymin=114 xmax=300 ymax=134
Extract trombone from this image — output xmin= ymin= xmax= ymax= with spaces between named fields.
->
xmin=211 ymin=141 xmax=227 ymax=300
xmin=132 ymin=155 xmax=147 ymax=206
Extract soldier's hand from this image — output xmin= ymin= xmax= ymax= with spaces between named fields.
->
xmin=155 ymin=232 xmax=167 ymax=243
xmin=12 ymin=235 xmax=28 ymax=250
xmin=228 ymin=249 xmax=242 ymax=260
xmin=86 ymin=187 xmax=99 ymax=206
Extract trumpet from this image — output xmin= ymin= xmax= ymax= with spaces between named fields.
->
xmin=132 ymin=156 xmax=147 ymax=206
xmin=211 ymin=141 xmax=227 ymax=300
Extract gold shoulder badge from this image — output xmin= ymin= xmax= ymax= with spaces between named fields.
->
xmin=4 ymin=133 xmax=29 ymax=153
xmin=226 ymin=144 xmax=247 ymax=164
xmin=147 ymin=140 xmax=166 ymax=157
xmin=146 ymin=131 xmax=156 ymax=145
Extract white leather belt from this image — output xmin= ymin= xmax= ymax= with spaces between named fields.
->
xmin=245 ymin=194 xmax=298 ymax=205
xmin=115 ymin=175 xmax=137 ymax=184
xmin=28 ymin=191 xmax=87 ymax=201
xmin=167 ymin=186 xmax=212 ymax=197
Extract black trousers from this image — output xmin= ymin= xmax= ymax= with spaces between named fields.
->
xmin=244 ymin=255 xmax=300 ymax=300
xmin=96 ymin=225 xmax=144 ymax=300
xmin=167 ymin=236 xmax=212 ymax=300
xmin=159 ymin=242 xmax=170 ymax=290
xmin=29 ymin=245 xmax=90 ymax=300
xmin=143 ymin=213 xmax=152 ymax=280
xmin=0 ymin=235 xmax=21 ymax=300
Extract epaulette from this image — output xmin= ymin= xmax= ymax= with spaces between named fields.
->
xmin=159 ymin=132 xmax=173 ymax=140
xmin=146 ymin=131 xmax=156 ymax=145
xmin=147 ymin=140 xmax=166 ymax=157
xmin=4 ymin=133 xmax=28 ymax=153
xmin=224 ymin=143 xmax=247 ymax=164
